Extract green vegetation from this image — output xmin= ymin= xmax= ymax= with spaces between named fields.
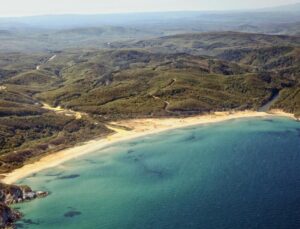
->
xmin=275 ymin=87 xmax=300 ymax=117
xmin=0 ymin=31 xmax=299 ymax=173
xmin=0 ymin=82 xmax=111 ymax=173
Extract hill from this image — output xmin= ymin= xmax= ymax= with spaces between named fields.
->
xmin=0 ymin=11 xmax=299 ymax=52
xmin=0 ymin=31 xmax=299 ymax=173
xmin=258 ymin=2 xmax=300 ymax=12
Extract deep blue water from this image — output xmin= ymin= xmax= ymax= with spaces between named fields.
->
xmin=15 ymin=117 xmax=300 ymax=229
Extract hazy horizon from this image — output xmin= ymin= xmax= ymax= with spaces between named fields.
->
xmin=0 ymin=0 xmax=299 ymax=17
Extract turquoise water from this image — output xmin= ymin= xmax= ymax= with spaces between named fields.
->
xmin=15 ymin=117 xmax=300 ymax=229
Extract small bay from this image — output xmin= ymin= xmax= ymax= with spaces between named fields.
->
xmin=15 ymin=117 xmax=300 ymax=229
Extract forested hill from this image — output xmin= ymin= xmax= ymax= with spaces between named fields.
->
xmin=0 ymin=31 xmax=299 ymax=173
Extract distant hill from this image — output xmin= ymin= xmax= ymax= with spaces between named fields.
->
xmin=259 ymin=2 xmax=300 ymax=12
xmin=0 ymin=12 xmax=299 ymax=52
xmin=112 ymin=32 xmax=300 ymax=59
xmin=0 ymin=9 xmax=299 ymax=34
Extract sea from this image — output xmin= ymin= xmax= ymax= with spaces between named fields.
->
xmin=15 ymin=117 xmax=300 ymax=229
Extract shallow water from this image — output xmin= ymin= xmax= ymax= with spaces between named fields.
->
xmin=15 ymin=117 xmax=300 ymax=229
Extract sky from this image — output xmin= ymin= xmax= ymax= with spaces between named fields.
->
xmin=0 ymin=0 xmax=299 ymax=17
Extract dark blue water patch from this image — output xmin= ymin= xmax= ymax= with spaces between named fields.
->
xmin=58 ymin=174 xmax=80 ymax=180
xmin=15 ymin=223 xmax=25 ymax=228
xmin=182 ymin=133 xmax=197 ymax=142
xmin=125 ymin=135 xmax=170 ymax=147
xmin=263 ymin=119 xmax=275 ymax=123
xmin=128 ymin=141 xmax=142 ymax=146
xmin=44 ymin=172 xmax=64 ymax=177
xmin=179 ymin=132 xmax=205 ymax=143
xmin=64 ymin=211 xmax=82 ymax=218
xmin=120 ymin=152 xmax=144 ymax=163
xmin=93 ymin=145 xmax=115 ymax=152
xmin=16 ymin=218 xmax=40 ymax=228
xmin=18 ymin=173 xmax=37 ymax=183
xmin=44 ymin=179 xmax=55 ymax=183
xmin=27 ymin=173 xmax=37 ymax=178
xmin=115 ymin=148 xmax=172 ymax=181
xmin=21 ymin=219 xmax=40 ymax=225
xmin=122 ymin=133 xmax=178 ymax=151
xmin=127 ymin=149 xmax=135 ymax=154
xmin=132 ymin=155 xmax=171 ymax=180
xmin=84 ymin=158 xmax=102 ymax=165
xmin=140 ymin=164 xmax=169 ymax=179
xmin=296 ymin=128 xmax=300 ymax=137
xmin=154 ymin=131 xmax=184 ymax=139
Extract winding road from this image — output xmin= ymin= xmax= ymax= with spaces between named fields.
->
xmin=149 ymin=78 xmax=177 ymax=113
xmin=41 ymin=103 xmax=84 ymax=120
xmin=36 ymin=54 xmax=57 ymax=71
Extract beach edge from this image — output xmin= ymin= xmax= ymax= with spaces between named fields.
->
xmin=1 ymin=110 xmax=296 ymax=184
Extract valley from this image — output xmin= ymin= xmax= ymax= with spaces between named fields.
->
xmin=0 ymin=3 xmax=299 ymax=228
xmin=0 ymin=31 xmax=299 ymax=175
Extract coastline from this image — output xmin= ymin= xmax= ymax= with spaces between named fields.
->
xmin=1 ymin=110 xmax=296 ymax=184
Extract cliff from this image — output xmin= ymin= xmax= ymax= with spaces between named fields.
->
xmin=0 ymin=183 xmax=48 ymax=228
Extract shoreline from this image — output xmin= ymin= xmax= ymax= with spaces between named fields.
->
xmin=1 ymin=110 xmax=296 ymax=184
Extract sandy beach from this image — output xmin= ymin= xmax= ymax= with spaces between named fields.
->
xmin=1 ymin=110 xmax=297 ymax=184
